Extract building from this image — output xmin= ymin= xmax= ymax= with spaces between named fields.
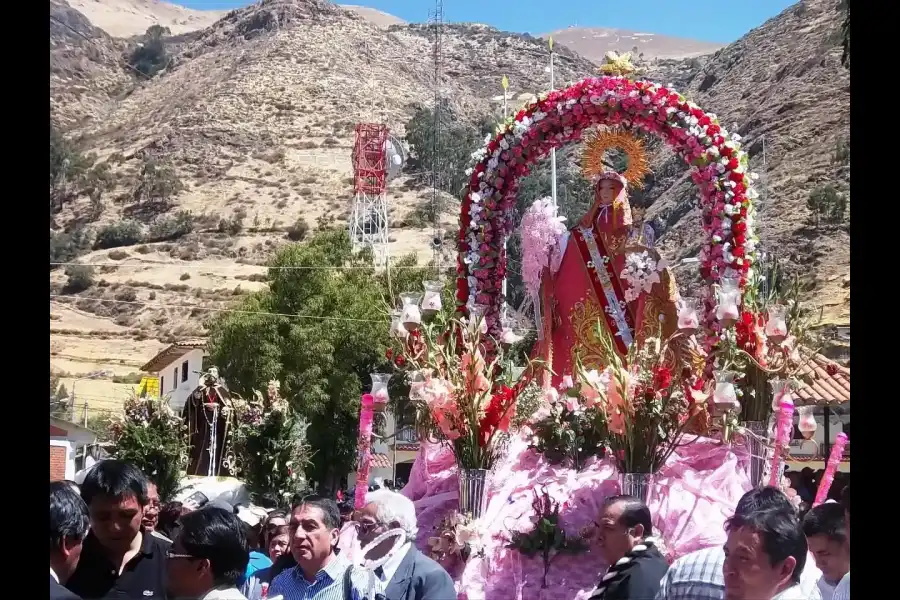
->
xmin=347 ymin=408 xmax=419 ymax=490
xmin=139 ymin=341 xmax=206 ymax=413
xmin=50 ymin=416 xmax=97 ymax=481
xmin=788 ymin=352 xmax=851 ymax=472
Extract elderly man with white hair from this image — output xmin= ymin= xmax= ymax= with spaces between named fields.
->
xmin=353 ymin=489 xmax=455 ymax=600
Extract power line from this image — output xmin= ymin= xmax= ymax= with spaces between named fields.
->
xmin=50 ymin=261 xmax=442 ymax=270
xmin=49 ymin=294 xmax=389 ymax=323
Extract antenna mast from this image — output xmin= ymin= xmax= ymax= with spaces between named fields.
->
xmin=429 ymin=0 xmax=445 ymax=270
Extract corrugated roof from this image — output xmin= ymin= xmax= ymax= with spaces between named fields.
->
xmin=795 ymin=351 xmax=850 ymax=406
xmin=140 ymin=340 xmax=206 ymax=373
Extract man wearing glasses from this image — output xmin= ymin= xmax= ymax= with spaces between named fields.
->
xmin=166 ymin=507 xmax=250 ymax=600
xmin=269 ymin=496 xmax=362 ymax=600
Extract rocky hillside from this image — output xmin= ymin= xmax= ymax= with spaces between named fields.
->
xmin=64 ymin=0 xmax=227 ymax=37
xmin=543 ymin=27 xmax=724 ymax=62
xmin=49 ymin=0 xmax=850 ymax=395
xmin=643 ymin=0 xmax=850 ymax=330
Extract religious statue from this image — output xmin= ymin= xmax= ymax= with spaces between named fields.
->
xmin=529 ymin=128 xmax=699 ymax=387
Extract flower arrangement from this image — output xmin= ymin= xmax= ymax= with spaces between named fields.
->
xmin=577 ymin=322 xmax=698 ymax=474
xmin=528 ymin=378 xmax=608 ymax=470
xmin=226 ymin=380 xmax=310 ymax=503
xmin=109 ymin=394 xmax=187 ymax=501
xmin=396 ymin=310 xmax=528 ymax=470
xmin=427 ymin=510 xmax=487 ymax=564
xmin=506 ymin=487 xmax=588 ymax=588
xmin=457 ymin=75 xmax=759 ymax=360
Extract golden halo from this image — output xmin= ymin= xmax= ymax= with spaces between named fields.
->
xmin=581 ymin=128 xmax=651 ymax=189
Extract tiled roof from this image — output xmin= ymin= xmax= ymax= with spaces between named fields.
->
xmin=794 ymin=351 xmax=850 ymax=406
xmin=140 ymin=340 xmax=206 ymax=373
xmin=370 ymin=453 xmax=392 ymax=469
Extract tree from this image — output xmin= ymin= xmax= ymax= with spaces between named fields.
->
xmin=405 ymin=100 xmax=494 ymax=199
xmin=206 ymin=230 xmax=439 ymax=492
xmin=132 ymin=156 xmax=184 ymax=206
xmin=50 ymin=122 xmax=113 ymax=219
xmin=807 ymin=184 xmax=848 ymax=226
xmin=129 ymin=25 xmax=171 ymax=79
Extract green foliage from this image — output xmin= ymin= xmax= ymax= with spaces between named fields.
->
xmin=132 ymin=157 xmax=184 ymax=205
xmin=109 ymin=395 xmax=187 ymax=501
xmin=148 ymin=210 xmax=194 ymax=242
xmin=128 ymin=25 xmax=171 ymax=79
xmin=229 ymin=387 xmax=311 ymax=503
xmin=286 ymin=217 xmax=310 ymax=241
xmin=806 ymin=184 xmax=848 ymax=226
xmin=95 ymin=220 xmax=144 ymax=249
xmin=50 ymin=122 xmax=114 ymax=217
xmin=50 ymin=226 xmax=92 ymax=268
xmin=219 ymin=216 xmax=244 ymax=236
xmin=64 ymin=264 xmax=95 ymax=293
xmin=405 ymin=100 xmax=494 ymax=197
xmin=206 ymin=230 xmax=439 ymax=492
xmin=831 ymin=138 xmax=850 ymax=165
xmin=529 ymin=402 xmax=607 ymax=470
xmin=507 ymin=487 xmax=588 ymax=588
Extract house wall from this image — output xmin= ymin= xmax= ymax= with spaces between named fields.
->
xmin=50 ymin=440 xmax=75 ymax=481
xmin=152 ymin=349 xmax=204 ymax=413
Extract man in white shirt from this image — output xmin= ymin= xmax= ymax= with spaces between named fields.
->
xmin=657 ymin=487 xmax=821 ymax=600
xmin=802 ymin=503 xmax=849 ymax=600
xmin=831 ymin=486 xmax=850 ymax=600
xmin=723 ymin=507 xmax=809 ymax=600
xmin=353 ymin=489 xmax=455 ymax=600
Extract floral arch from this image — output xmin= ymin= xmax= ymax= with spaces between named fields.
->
xmin=456 ymin=75 xmax=759 ymax=359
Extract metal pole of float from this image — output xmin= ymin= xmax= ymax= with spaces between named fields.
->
xmin=501 ymin=75 xmax=510 ymax=322
xmin=549 ymin=37 xmax=558 ymax=209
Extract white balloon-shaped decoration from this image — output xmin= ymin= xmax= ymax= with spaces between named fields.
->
xmin=399 ymin=292 xmax=423 ymax=329
xmin=715 ymin=277 xmax=741 ymax=322
xmin=676 ymin=297 xmax=700 ymax=330
xmin=421 ymin=281 xmax=443 ymax=315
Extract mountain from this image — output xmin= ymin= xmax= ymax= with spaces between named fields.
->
xmin=64 ymin=0 xmax=227 ymax=37
xmin=543 ymin=27 xmax=724 ymax=61
xmin=49 ymin=0 xmax=849 ymax=388
xmin=342 ymin=4 xmax=406 ymax=28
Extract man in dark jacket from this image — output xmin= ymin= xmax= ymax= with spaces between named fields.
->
xmin=50 ymin=481 xmax=89 ymax=600
xmin=589 ymin=495 xmax=669 ymax=600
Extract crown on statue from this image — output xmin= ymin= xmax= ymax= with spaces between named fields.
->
xmin=581 ymin=127 xmax=651 ymax=189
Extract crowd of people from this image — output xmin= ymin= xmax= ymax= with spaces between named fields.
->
xmin=50 ymin=458 xmax=850 ymax=600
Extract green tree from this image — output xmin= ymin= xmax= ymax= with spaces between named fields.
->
xmin=206 ymin=230 xmax=439 ymax=493
xmin=405 ymin=100 xmax=494 ymax=200
xmin=50 ymin=122 xmax=114 ymax=218
xmin=807 ymin=184 xmax=848 ymax=226
xmin=132 ymin=156 xmax=184 ymax=206
xmin=129 ymin=25 xmax=171 ymax=79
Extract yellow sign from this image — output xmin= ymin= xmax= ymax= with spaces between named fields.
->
xmin=548 ymin=36 xmax=554 ymax=51
xmin=501 ymin=75 xmax=509 ymax=90
xmin=136 ymin=376 xmax=160 ymax=399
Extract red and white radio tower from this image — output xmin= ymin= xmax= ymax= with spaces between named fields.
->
xmin=349 ymin=123 xmax=390 ymax=266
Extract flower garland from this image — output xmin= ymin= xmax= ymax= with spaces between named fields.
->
xmin=456 ymin=75 xmax=758 ymax=361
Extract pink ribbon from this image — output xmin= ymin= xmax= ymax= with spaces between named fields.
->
xmin=813 ymin=432 xmax=848 ymax=507
xmin=767 ymin=399 xmax=794 ymax=487
xmin=354 ymin=394 xmax=375 ymax=509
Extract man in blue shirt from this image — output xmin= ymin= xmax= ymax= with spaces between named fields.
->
xmin=269 ymin=496 xmax=358 ymax=600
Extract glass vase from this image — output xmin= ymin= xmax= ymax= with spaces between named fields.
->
xmin=620 ymin=472 xmax=653 ymax=503
xmin=741 ymin=420 xmax=768 ymax=488
xmin=467 ymin=304 xmax=489 ymax=335
xmin=458 ymin=467 xmax=489 ymax=518
xmin=713 ymin=371 xmax=740 ymax=414
xmin=399 ymin=292 xmax=423 ymax=330
xmin=676 ymin=297 xmax=700 ymax=330
xmin=797 ymin=405 xmax=817 ymax=440
xmin=370 ymin=373 xmax=391 ymax=405
xmin=770 ymin=379 xmax=794 ymax=412
xmin=421 ymin=281 xmax=443 ymax=315
xmin=765 ymin=304 xmax=789 ymax=340
xmin=715 ymin=277 xmax=741 ymax=322
xmin=389 ymin=310 xmax=408 ymax=340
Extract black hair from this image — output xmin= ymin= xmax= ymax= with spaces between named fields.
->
xmin=178 ymin=507 xmax=250 ymax=586
xmin=80 ymin=460 xmax=149 ymax=507
xmin=292 ymin=495 xmax=341 ymax=530
xmin=50 ymin=481 xmax=90 ymax=551
xmin=603 ymin=495 xmax=653 ymax=537
xmin=726 ymin=508 xmax=808 ymax=585
xmin=802 ymin=503 xmax=847 ymax=544
xmin=841 ymin=485 xmax=850 ymax=515
xmin=735 ymin=486 xmax=792 ymax=517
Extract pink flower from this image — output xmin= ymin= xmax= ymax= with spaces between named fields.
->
xmin=560 ymin=375 xmax=574 ymax=390
xmin=565 ymin=395 xmax=579 ymax=413
xmin=543 ymin=387 xmax=559 ymax=405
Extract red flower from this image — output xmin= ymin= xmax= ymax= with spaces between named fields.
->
xmin=478 ymin=386 xmax=516 ymax=447
xmin=394 ymin=354 xmax=406 ymax=367
xmin=825 ymin=363 xmax=838 ymax=377
xmin=385 ymin=348 xmax=394 ymax=360
xmin=653 ymin=366 xmax=673 ymax=391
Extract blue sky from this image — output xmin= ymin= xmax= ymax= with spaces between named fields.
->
xmin=180 ymin=1 xmax=797 ymax=43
